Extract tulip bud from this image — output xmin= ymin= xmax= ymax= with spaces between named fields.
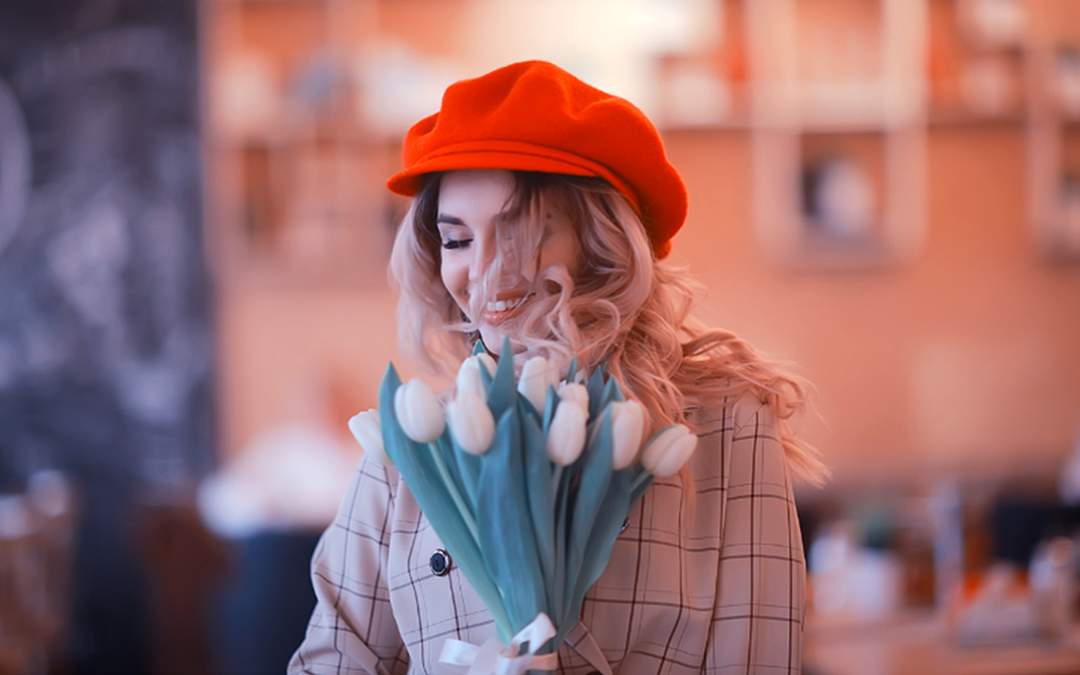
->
xmin=557 ymin=382 xmax=589 ymax=411
xmin=546 ymin=400 xmax=588 ymax=466
xmin=446 ymin=390 xmax=496 ymax=455
xmin=518 ymin=356 xmax=557 ymax=412
xmin=348 ymin=409 xmax=389 ymax=466
xmin=640 ymin=424 xmax=698 ymax=477
xmin=394 ymin=378 xmax=446 ymax=443
xmin=456 ymin=354 xmax=495 ymax=400
xmin=476 ymin=353 xmax=496 ymax=377
xmin=610 ymin=400 xmax=646 ymax=470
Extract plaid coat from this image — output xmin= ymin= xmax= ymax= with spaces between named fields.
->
xmin=289 ymin=393 xmax=806 ymax=674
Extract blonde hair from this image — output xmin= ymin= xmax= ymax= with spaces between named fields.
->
xmin=388 ymin=171 xmax=828 ymax=490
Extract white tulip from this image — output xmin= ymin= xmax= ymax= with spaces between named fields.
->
xmin=518 ymin=356 xmax=557 ymax=412
xmin=610 ymin=400 xmax=646 ymax=470
xmin=446 ymin=390 xmax=496 ymax=455
xmin=546 ymin=400 xmax=588 ymax=466
xmin=557 ymin=382 xmax=589 ymax=411
xmin=393 ymin=378 xmax=446 ymax=443
xmin=456 ymin=354 xmax=495 ymax=400
xmin=348 ymin=409 xmax=389 ymax=466
xmin=640 ymin=424 xmax=698 ymax=477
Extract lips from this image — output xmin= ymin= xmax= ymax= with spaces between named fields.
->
xmin=481 ymin=291 xmax=534 ymax=325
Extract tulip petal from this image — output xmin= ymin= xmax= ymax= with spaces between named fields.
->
xmin=545 ymin=402 xmax=587 ymax=466
xmin=447 ymin=391 xmax=495 ymax=456
xmin=642 ymin=425 xmax=699 ymax=477
xmin=518 ymin=355 xmax=551 ymax=415
xmin=394 ymin=379 xmax=446 ymax=443
xmin=348 ymin=409 xmax=388 ymax=466
xmin=456 ymin=356 xmax=490 ymax=400
xmin=556 ymin=382 xmax=589 ymax=410
xmin=611 ymin=401 xmax=646 ymax=471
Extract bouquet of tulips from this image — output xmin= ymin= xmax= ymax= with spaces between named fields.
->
xmin=348 ymin=337 xmax=699 ymax=674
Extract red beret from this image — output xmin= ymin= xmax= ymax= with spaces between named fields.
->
xmin=386 ymin=60 xmax=688 ymax=259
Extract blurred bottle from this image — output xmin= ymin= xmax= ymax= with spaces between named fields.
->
xmin=931 ymin=480 xmax=965 ymax=611
xmin=1030 ymin=536 xmax=1077 ymax=641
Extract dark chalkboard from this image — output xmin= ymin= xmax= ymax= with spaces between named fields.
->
xmin=0 ymin=1 xmax=214 ymax=672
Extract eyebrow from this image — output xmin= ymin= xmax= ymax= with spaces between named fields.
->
xmin=436 ymin=214 xmax=466 ymax=226
xmin=436 ymin=211 xmax=515 ymax=227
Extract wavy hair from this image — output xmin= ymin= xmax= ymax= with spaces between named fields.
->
xmin=388 ymin=171 xmax=828 ymax=489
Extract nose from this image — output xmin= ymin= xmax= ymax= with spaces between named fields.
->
xmin=469 ymin=223 xmax=524 ymax=290
xmin=467 ymin=229 xmax=494 ymax=285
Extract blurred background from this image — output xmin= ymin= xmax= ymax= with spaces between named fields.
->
xmin=1 ymin=0 xmax=1080 ymax=673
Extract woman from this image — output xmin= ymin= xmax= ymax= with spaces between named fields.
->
xmin=289 ymin=60 xmax=826 ymax=674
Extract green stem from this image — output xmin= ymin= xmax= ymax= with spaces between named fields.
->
xmin=427 ymin=442 xmax=481 ymax=546
xmin=630 ymin=471 xmax=652 ymax=495
xmin=550 ymin=464 xmax=564 ymax=501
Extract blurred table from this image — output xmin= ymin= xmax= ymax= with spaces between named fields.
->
xmin=806 ymin=611 xmax=1080 ymax=675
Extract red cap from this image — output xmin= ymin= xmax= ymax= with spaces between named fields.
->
xmin=386 ymin=60 xmax=688 ymax=259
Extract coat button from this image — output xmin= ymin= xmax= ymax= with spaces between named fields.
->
xmin=430 ymin=548 xmax=452 ymax=576
xmin=620 ymin=517 xmax=629 ymax=533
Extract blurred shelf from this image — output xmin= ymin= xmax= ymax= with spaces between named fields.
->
xmin=808 ymin=611 xmax=1080 ymax=675
xmin=927 ymin=110 xmax=1027 ymax=127
xmin=659 ymin=119 xmax=755 ymax=133
xmin=205 ymin=132 xmax=399 ymax=153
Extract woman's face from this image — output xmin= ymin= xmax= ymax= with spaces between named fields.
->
xmin=436 ymin=169 xmax=582 ymax=354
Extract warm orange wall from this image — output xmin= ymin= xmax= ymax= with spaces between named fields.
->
xmin=665 ymin=127 xmax=1080 ymax=482
xmin=216 ymin=126 xmax=1080 ymax=483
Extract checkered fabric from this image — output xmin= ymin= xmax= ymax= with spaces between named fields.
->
xmin=288 ymin=393 xmax=806 ymax=674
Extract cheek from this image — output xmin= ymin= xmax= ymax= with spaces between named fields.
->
xmin=539 ymin=231 xmax=583 ymax=277
xmin=440 ymin=256 xmax=467 ymax=304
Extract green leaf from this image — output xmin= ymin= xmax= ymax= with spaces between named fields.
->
xmin=541 ymin=385 xmax=558 ymax=434
xmin=478 ymin=361 xmax=493 ymax=391
xmin=560 ymin=406 xmax=614 ymax=627
xmin=486 ymin=335 xmax=516 ymax=421
xmin=475 ymin=404 xmax=549 ymax=633
xmin=601 ymin=375 xmax=621 ymax=405
xmin=450 ymin=435 xmax=483 ymax=513
xmin=521 ymin=401 xmax=555 ymax=611
xmin=611 ymin=375 xmax=624 ymax=402
xmin=586 ymin=363 xmax=607 ymax=420
xmin=434 ymin=434 xmax=472 ymax=520
xmin=551 ymin=458 xmax=573 ymax=626
xmin=630 ymin=465 xmax=655 ymax=504
xmin=472 ymin=339 xmax=487 ymax=356
xmin=378 ymin=363 xmax=513 ymax=643
xmin=566 ymin=466 xmax=637 ymax=627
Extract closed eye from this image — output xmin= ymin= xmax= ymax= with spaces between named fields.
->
xmin=442 ymin=238 xmax=473 ymax=250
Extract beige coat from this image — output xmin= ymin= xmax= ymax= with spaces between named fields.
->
xmin=288 ymin=393 xmax=807 ymax=674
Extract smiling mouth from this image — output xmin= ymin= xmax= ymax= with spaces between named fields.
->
xmin=480 ymin=292 xmax=534 ymax=325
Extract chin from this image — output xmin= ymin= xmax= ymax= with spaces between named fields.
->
xmin=479 ymin=324 xmax=509 ymax=354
